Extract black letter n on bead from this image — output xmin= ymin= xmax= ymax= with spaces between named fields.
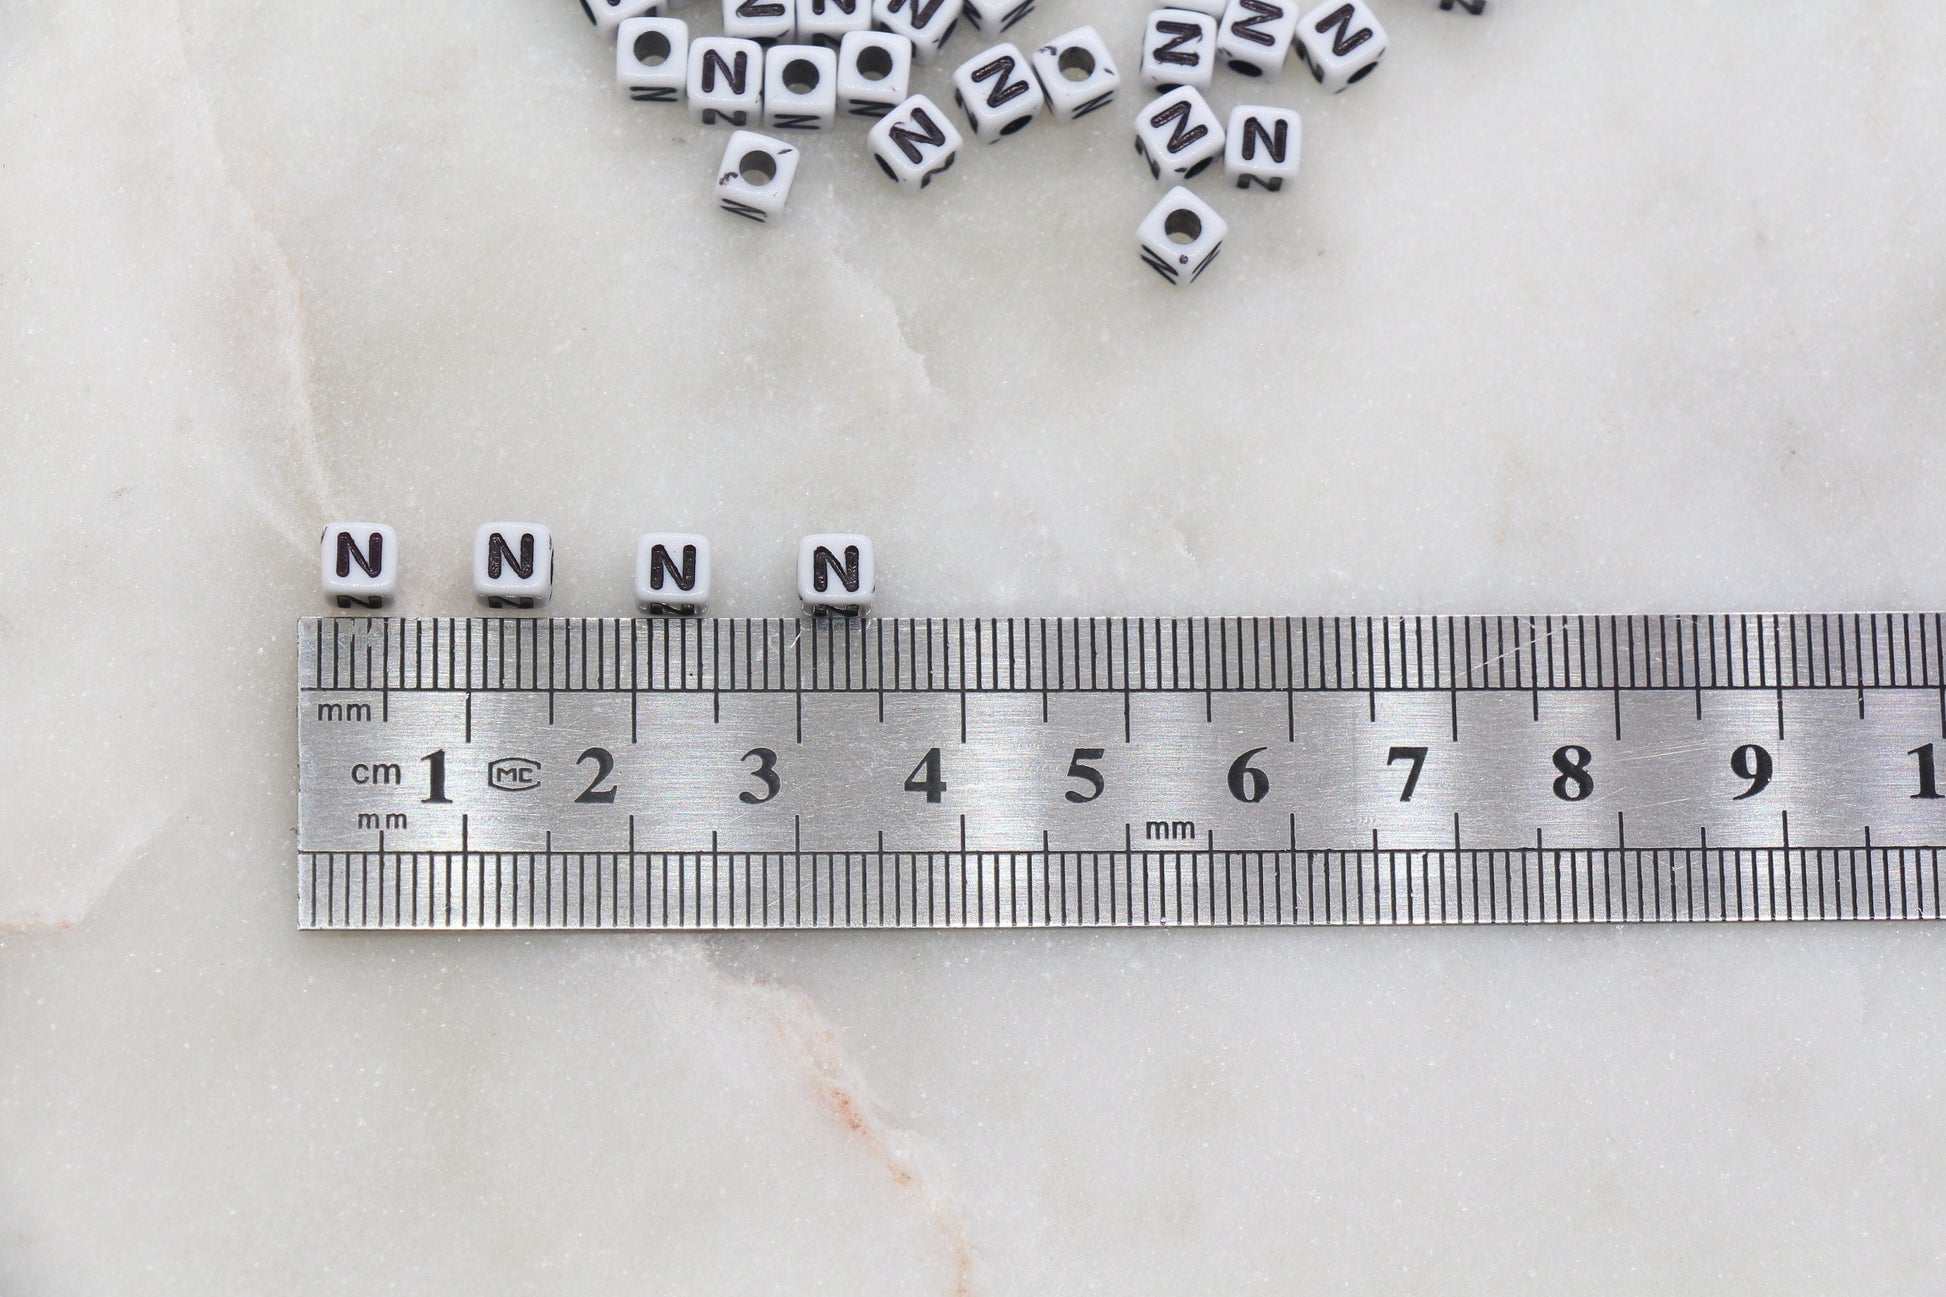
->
xmin=972 ymin=54 xmax=1031 ymax=107
xmin=336 ymin=531 xmax=384 ymax=579
xmin=1240 ymin=115 xmax=1287 ymax=163
xmin=1312 ymin=4 xmax=1372 ymax=56
xmin=1230 ymin=0 xmax=1281 ymax=47
xmin=1148 ymin=99 xmax=1208 ymax=156
xmin=649 ymin=544 xmax=699 ymax=591
xmin=812 ymin=545 xmax=861 ymax=594
xmin=487 ymin=533 xmax=535 ymax=580
xmin=888 ymin=106 xmax=947 ymax=162
xmin=1154 ymin=20 xmax=1203 ymax=66
xmin=884 ymin=0 xmax=948 ymax=24
xmin=701 ymin=49 xmax=750 ymax=95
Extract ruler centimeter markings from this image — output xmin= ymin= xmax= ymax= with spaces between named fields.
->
xmin=297 ymin=615 xmax=1946 ymax=930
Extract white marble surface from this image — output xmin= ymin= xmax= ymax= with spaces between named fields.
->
xmin=6 ymin=1 xmax=1946 ymax=1290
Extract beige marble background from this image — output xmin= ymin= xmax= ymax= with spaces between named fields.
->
xmin=4 ymin=2 xmax=1946 ymax=1291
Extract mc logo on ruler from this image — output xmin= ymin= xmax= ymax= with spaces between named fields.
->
xmin=486 ymin=758 xmax=542 ymax=792
xmin=295 ymin=614 xmax=1946 ymax=931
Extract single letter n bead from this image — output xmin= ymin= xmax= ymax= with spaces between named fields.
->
xmin=764 ymin=45 xmax=838 ymax=128
xmin=868 ymin=94 xmax=962 ymax=190
xmin=617 ymin=17 xmax=689 ymax=102
xmin=473 ymin=523 xmax=554 ymax=609
xmin=716 ymin=129 xmax=800 ymax=221
xmin=1138 ymin=187 xmax=1227 ymax=288
xmin=798 ymin=534 xmax=875 ymax=616
xmin=837 ymin=31 xmax=912 ymax=117
xmin=1140 ymin=8 xmax=1217 ymax=91
xmin=1216 ymin=0 xmax=1299 ymax=79
xmin=635 ymin=534 xmax=711 ymax=614
xmin=1223 ymin=104 xmax=1300 ymax=190
xmin=1030 ymin=26 xmax=1119 ymax=122
xmin=952 ymin=42 xmax=1043 ymax=141
xmin=1134 ymin=86 xmax=1224 ymax=184
xmin=320 ymin=523 xmax=397 ymax=609
xmin=1295 ymin=0 xmax=1386 ymax=91
xmin=688 ymin=36 xmax=765 ymax=125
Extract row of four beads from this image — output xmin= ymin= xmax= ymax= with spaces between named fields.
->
xmin=320 ymin=525 xmax=878 ymax=615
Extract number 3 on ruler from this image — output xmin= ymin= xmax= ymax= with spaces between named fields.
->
xmin=740 ymin=747 xmax=780 ymax=804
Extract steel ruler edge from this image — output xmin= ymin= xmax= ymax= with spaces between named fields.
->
xmin=297 ymin=614 xmax=1946 ymax=930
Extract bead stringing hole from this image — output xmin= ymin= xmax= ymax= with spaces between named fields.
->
xmin=1058 ymin=46 xmax=1095 ymax=81
xmin=856 ymin=46 xmax=894 ymax=80
xmin=1164 ymin=209 xmax=1202 ymax=243
xmin=739 ymin=150 xmax=778 ymax=184
xmin=633 ymin=30 xmax=671 ymax=65
xmin=784 ymin=59 xmax=821 ymax=93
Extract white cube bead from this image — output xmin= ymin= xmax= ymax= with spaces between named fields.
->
xmin=1139 ymin=9 xmax=1216 ymax=92
xmin=617 ymin=17 xmax=689 ymax=102
xmin=635 ymin=534 xmax=711 ymax=614
xmin=952 ymin=42 xmax=1043 ymax=142
xmin=716 ymin=130 xmax=800 ymax=221
xmin=585 ymin=0 xmax=663 ymax=37
xmin=837 ymin=31 xmax=912 ymax=118
xmin=1134 ymin=86 xmax=1224 ymax=184
xmin=320 ymin=523 xmax=397 ymax=609
xmin=1138 ymin=187 xmax=1226 ymax=288
xmin=763 ymin=45 xmax=838 ymax=129
xmin=473 ymin=524 xmax=553 ymax=610
xmin=1216 ymin=0 xmax=1298 ymax=79
xmin=798 ymin=535 xmax=875 ymax=616
xmin=688 ymin=37 xmax=765 ymax=125
xmin=724 ymin=0 xmax=794 ymax=43
xmin=1029 ymin=27 xmax=1119 ymax=123
xmin=1295 ymin=0 xmax=1385 ymax=92
xmin=1432 ymin=0 xmax=1486 ymax=11
xmin=872 ymin=0 xmax=962 ymax=65
xmin=1223 ymin=104 xmax=1300 ymax=190
xmin=797 ymin=0 xmax=870 ymax=46
xmin=1164 ymin=0 xmax=1229 ymax=15
xmin=868 ymin=94 xmax=961 ymax=190
xmin=962 ymin=0 xmax=1034 ymax=34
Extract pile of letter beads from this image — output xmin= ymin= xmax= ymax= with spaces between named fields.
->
xmin=578 ymin=0 xmax=1480 ymax=282
xmin=1128 ymin=0 xmax=1399 ymax=287
xmin=593 ymin=2 xmax=1133 ymax=216
xmin=319 ymin=524 xmax=880 ymax=617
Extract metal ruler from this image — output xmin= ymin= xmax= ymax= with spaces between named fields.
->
xmin=297 ymin=614 xmax=1946 ymax=930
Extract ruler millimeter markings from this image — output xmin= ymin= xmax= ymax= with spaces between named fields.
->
xmin=298 ymin=614 xmax=1946 ymax=930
